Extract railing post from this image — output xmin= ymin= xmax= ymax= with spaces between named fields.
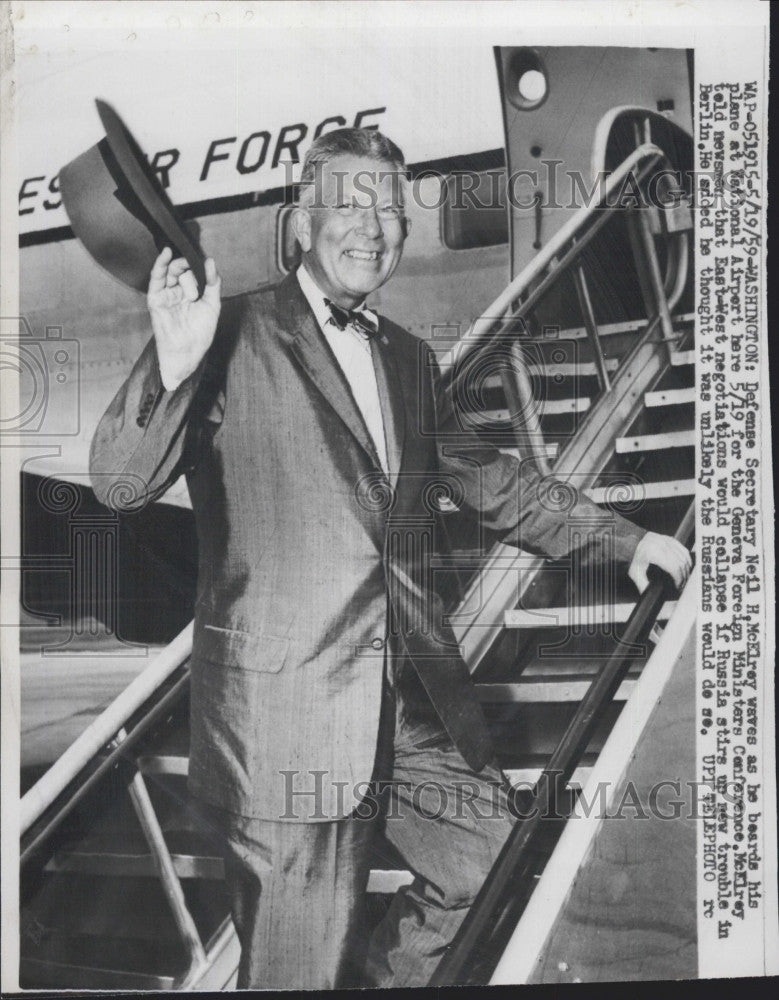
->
xmin=635 ymin=202 xmax=678 ymax=345
xmin=500 ymin=340 xmax=552 ymax=476
xmin=118 ymin=728 xmax=207 ymax=977
xmin=571 ymin=265 xmax=611 ymax=393
xmin=631 ymin=119 xmax=678 ymax=350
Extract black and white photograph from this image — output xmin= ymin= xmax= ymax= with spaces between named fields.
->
xmin=1 ymin=0 xmax=776 ymax=992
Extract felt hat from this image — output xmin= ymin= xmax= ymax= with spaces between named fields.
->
xmin=60 ymin=99 xmax=205 ymax=294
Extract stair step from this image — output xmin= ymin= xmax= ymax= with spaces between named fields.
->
xmin=516 ymin=656 xmax=642 ymax=678
xmin=22 ymin=873 xmax=217 ymax=946
xmin=497 ymin=443 xmax=559 ymax=461
xmin=484 ymin=358 xmax=620 ymax=385
xmin=367 ymin=869 xmax=414 ymax=893
xmin=522 ymin=312 xmax=694 ymax=343
xmin=138 ymin=754 xmax=189 ymax=776
xmin=483 ymin=398 xmax=590 ymax=419
xmin=670 ymin=349 xmax=695 ymax=367
xmin=587 ymin=478 xmax=695 ymax=503
xmin=20 ymin=956 xmax=176 ymax=991
xmin=51 ymin=801 xmax=219 ymax=857
xmin=504 ymin=601 xmax=677 ymax=628
xmin=43 ymin=849 xmax=411 ymax=896
xmin=476 ymin=678 xmax=635 ymax=703
xmin=504 ymin=766 xmax=592 ymax=788
xmin=45 ymin=850 xmax=223 ymax=880
xmin=644 ymin=386 xmax=696 ymax=407
xmin=19 ymin=929 xmax=187 ymax=988
xmin=615 ymin=429 xmax=695 ymax=453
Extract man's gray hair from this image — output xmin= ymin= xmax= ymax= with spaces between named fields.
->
xmin=297 ymin=127 xmax=407 ymax=207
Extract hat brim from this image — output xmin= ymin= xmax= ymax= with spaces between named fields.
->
xmin=60 ymin=99 xmax=206 ymax=295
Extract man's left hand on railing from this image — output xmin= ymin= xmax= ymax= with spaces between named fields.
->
xmin=628 ymin=531 xmax=693 ymax=594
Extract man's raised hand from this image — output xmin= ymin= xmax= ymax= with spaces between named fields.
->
xmin=628 ymin=530 xmax=693 ymax=594
xmin=147 ymin=247 xmax=221 ymax=391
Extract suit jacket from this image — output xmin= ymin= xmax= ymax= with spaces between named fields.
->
xmin=90 ymin=270 xmax=645 ymax=820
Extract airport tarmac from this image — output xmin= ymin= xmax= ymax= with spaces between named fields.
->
xmin=19 ymin=616 xmax=164 ymax=791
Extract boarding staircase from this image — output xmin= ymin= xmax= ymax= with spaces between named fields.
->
xmin=18 ymin=120 xmax=696 ymax=990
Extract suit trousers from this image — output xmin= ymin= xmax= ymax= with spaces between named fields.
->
xmin=205 ymin=668 xmax=515 ymax=990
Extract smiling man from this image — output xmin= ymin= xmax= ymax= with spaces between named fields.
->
xmin=90 ymin=127 xmax=691 ymax=989
xmin=293 ymin=146 xmax=407 ymax=302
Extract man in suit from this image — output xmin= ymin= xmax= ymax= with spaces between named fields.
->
xmin=90 ymin=127 xmax=691 ymax=989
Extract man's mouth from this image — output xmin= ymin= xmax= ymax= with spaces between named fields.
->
xmin=344 ymin=250 xmax=381 ymax=261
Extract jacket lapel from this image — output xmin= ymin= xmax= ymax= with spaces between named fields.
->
xmin=277 ymin=272 xmax=384 ymax=472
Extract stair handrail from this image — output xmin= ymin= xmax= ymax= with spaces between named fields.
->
xmin=428 ymin=500 xmax=695 ymax=986
xmin=436 ymin=142 xmax=669 ymax=381
xmin=491 ymin=566 xmax=698 ymax=984
xmin=590 ymin=105 xmax=693 ymax=179
xmin=20 ymin=621 xmax=193 ymax=835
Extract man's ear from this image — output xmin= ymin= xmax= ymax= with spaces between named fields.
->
xmin=401 ymin=215 xmax=412 ymax=239
xmin=290 ymin=207 xmax=312 ymax=253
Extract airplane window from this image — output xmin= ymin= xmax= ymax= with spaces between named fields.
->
xmin=278 ymin=205 xmax=302 ymax=273
xmin=518 ymin=69 xmax=547 ymax=104
xmin=505 ymin=48 xmax=549 ymax=111
xmin=441 ymin=170 xmax=509 ymax=251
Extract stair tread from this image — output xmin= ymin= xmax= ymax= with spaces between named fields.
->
xmin=138 ymin=753 xmax=190 ymax=776
xmin=587 ymin=478 xmax=694 ymax=502
xmin=504 ymin=765 xmax=592 ymax=787
xmin=20 ymin=924 xmax=189 ymax=980
xmin=644 ymin=386 xmax=696 ymax=407
xmin=518 ymin=312 xmax=693 ymax=343
xmin=497 ymin=443 xmax=559 ymax=460
xmin=54 ymin=818 xmax=220 ymax=857
xmin=483 ymin=359 xmax=619 ymax=386
xmin=43 ymin=847 xmax=413 ymax=896
xmin=367 ymin=869 xmax=414 ymax=893
xmin=504 ymin=600 xmax=677 ymax=628
xmin=46 ymin=849 xmax=224 ymax=879
xmin=615 ymin=429 xmax=695 ymax=452
xmin=482 ymin=397 xmax=591 ymax=419
xmin=670 ymin=349 xmax=695 ymax=366
xmin=488 ymin=656 xmax=633 ymax=677
xmin=20 ymin=956 xmax=176 ymax=992
xmin=476 ymin=678 xmax=635 ymax=703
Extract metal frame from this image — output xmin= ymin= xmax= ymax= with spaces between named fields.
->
xmin=429 ymin=504 xmax=695 ymax=986
xmin=491 ymin=569 xmax=698 ymax=984
xmin=428 ymin=113 xmax=695 ymax=985
xmin=438 ymin=143 xmax=669 ymax=379
xmin=21 ymin=621 xmax=193 ymax=835
xmin=450 ymin=118 xmax=692 ymax=668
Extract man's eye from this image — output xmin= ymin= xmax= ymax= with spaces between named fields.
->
xmin=378 ymin=206 xmax=401 ymax=218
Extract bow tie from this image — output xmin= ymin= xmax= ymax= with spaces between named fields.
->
xmin=325 ymin=299 xmax=379 ymax=339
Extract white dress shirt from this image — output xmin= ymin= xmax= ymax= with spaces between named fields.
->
xmin=296 ymin=264 xmax=389 ymax=475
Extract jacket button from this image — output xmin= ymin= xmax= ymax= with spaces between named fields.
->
xmin=371 ymin=637 xmax=385 ymax=650
xmin=136 ymin=415 xmax=146 ymax=427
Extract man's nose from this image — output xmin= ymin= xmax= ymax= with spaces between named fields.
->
xmin=357 ymin=206 xmax=382 ymax=238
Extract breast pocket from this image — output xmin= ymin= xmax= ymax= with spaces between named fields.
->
xmin=199 ymin=622 xmax=290 ymax=674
